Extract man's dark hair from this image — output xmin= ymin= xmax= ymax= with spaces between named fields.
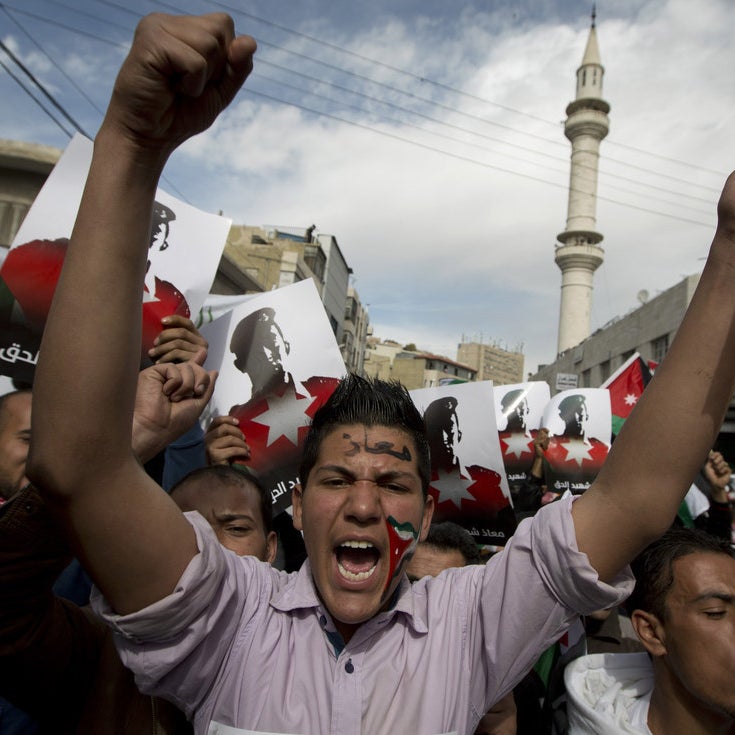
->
xmin=424 ymin=521 xmax=481 ymax=565
xmin=299 ymin=374 xmax=431 ymax=495
xmin=627 ymin=527 xmax=734 ymax=621
xmin=230 ymin=307 xmax=287 ymax=371
xmin=170 ymin=465 xmax=273 ymax=533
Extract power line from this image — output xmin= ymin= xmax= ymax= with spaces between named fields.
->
xmin=242 ymin=88 xmax=712 ymax=228
xmin=255 ymin=58 xmax=713 ymax=213
xmin=1 ymin=4 xmax=105 ymax=117
xmin=204 ymin=0 xmax=729 ymax=179
xmin=1 ymin=4 xmax=129 ymax=49
xmin=0 ymin=58 xmax=72 ymax=137
xmin=152 ymin=0 xmax=718 ymax=195
xmin=5 ymin=1 xmax=720 ymax=225
xmin=15 ymin=0 xmax=722 ymax=203
xmin=249 ymin=69 xmax=711 ymax=217
xmin=0 ymin=36 xmax=89 ymax=136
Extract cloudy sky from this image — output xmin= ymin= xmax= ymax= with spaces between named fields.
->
xmin=2 ymin=0 xmax=733 ymax=375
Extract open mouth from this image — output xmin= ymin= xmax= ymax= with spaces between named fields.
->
xmin=335 ymin=541 xmax=381 ymax=582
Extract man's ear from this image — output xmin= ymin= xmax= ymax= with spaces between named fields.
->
xmin=631 ymin=609 xmax=667 ymax=657
xmin=419 ymin=494 xmax=434 ymax=542
xmin=265 ymin=531 xmax=278 ymax=565
xmin=292 ymin=483 xmax=303 ymax=532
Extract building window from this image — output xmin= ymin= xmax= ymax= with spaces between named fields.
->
xmin=582 ymin=369 xmax=591 ymax=388
xmin=303 ymin=243 xmax=326 ymax=282
xmin=599 ymin=360 xmax=610 ymax=383
xmin=345 ymin=296 xmax=357 ymax=322
xmin=652 ymin=334 xmax=669 ymax=364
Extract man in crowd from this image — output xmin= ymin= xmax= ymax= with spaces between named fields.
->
xmin=28 ymin=12 xmax=735 ymax=735
xmin=565 ymin=528 xmax=735 ymax=734
xmin=0 ymin=390 xmax=30 ymax=503
xmin=0 ymin=361 xmax=276 ymax=733
xmin=406 ymin=520 xmax=481 ymax=580
xmin=170 ymin=465 xmax=277 ymax=564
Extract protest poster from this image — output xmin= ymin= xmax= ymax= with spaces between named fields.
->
xmin=541 ymin=388 xmax=611 ymax=495
xmin=202 ymin=279 xmax=346 ymax=515
xmin=411 ymin=381 xmax=516 ymax=547
xmin=0 ymin=133 xmax=231 ymax=380
xmin=494 ymin=381 xmax=550 ymax=487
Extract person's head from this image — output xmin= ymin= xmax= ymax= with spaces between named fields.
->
xmin=628 ymin=528 xmax=735 ymax=724
xmin=230 ymin=308 xmax=290 ymax=391
xmin=170 ymin=465 xmax=277 ymax=563
xmin=406 ymin=521 xmax=480 ymax=581
xmin=293 ymin=374 xmax=433 ymax=642
xmin=423 ymin=396 xmax=461 ymax=468
xmin=501 ymin=389 xmax=530 ymax=433
xmin=149 ymin=201 xmax=175 ymax=252
xmin=0 ymin=390 xmax=32 ymax=501
xmin=557 ymin=394 xmax=589 ymax=438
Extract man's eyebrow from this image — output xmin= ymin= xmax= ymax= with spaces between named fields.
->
xmin=213 ymin=512 xmax=256 ymax=524
xmin=692 ymin=591 xmax=734 ymax=604
xmin=316 ymin=464 xmax=356 ymax=478
xmin=315 ymin=465 xmax=417 ymax=482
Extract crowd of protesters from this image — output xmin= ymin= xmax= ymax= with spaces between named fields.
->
xmin=1 ymin=11 xmax=735 ymax=735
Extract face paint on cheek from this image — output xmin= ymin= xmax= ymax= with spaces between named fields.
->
xmin=384 ymin=516 xmax=419 ymax=593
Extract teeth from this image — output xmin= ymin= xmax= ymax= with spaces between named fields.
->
xmin=337 ymin=562 xmax=377 ymax=582
xmin=340 ymin=540 xmax=374 ymax=549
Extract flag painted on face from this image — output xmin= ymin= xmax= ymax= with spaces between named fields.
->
xmin=600 ymin=353 xmax=653 ymax=436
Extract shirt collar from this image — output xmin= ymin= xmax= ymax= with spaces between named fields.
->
xmin=269 ymin=561 xmax=428 ymax=635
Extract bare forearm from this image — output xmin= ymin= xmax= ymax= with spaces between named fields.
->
xmin=30 ymin=130 xmax=164 ymax=488
xmin=574 ymin=182 xmax=735 ymax=580
xmin=26 ymin=13 xmax=254 ymax=614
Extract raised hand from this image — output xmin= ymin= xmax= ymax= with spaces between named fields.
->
xmin=205 ymin=414 xmax=251 ymax=465
xmin=149 ymin=314 xmax=209 ymax=364
xmin=132 ymin=350 xmax=216 ymax=462
xmin=103 ymin=13 xmax=256 ymax=160
xmin=533 ymin=428 xmax=549 ymax=457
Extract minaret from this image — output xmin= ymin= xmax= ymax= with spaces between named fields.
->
xmin=555 ymin=7 xmax=609 ymax=354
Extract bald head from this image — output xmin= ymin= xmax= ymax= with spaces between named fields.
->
xmin=0 ymin=390 xmax=32 ymax=501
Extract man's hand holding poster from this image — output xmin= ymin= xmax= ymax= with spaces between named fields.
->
xmin=411 ymin=381 xmax=517 ymax=547
xmin=202 ymin=279 xmax=345 ymax=516
xmin=541 ymin=388 xmax=611 ymax=495
xmin=0 ymin=134 xmax=231 ymax=380
xmin=494 ymin=381 xmax=550 ymax=487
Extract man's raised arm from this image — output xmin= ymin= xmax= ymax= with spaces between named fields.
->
xmin=27 ymin=13 xmax=256 ymax=614
xmin=573 ymin=173 xmax=735 ymax=582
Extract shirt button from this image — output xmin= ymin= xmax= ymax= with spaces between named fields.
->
xmin=345 ymin=659 xmax=354 ymax=674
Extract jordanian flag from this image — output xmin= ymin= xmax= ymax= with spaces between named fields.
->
xmin=601 ymin=353 xmax=653 ymax=436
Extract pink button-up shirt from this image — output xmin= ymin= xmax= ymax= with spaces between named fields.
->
xmin=94 ymin=495 xmax=632 ymax=735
